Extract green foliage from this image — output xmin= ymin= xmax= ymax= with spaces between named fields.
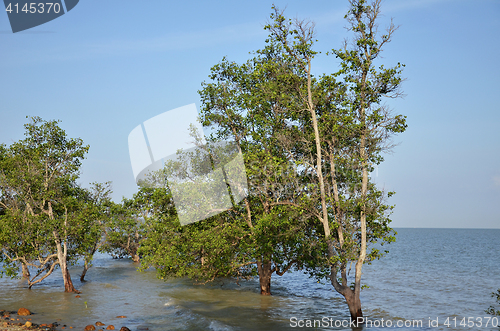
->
xmin=0 ymin=117 xmax=110 ymax=289
xmin=138 ymin=1 xmax=405 ymax=305
xmin=486 ymin=289 xmax=500 ymax=317
xmin=70 ymin=182 xmax=114 ymax=279
xmin=139 ymin=36 xmax=320 ymax=287
xmin=254 ymin=2 xmax=405 ymax=295
xmin=100 ymin=201 xmax=143 ymax=262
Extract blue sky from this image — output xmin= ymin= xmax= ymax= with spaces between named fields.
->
xmin=1 ymin=0 xmax=499 ymax=229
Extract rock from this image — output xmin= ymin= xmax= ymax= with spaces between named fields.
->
xmin=17 ymin=308 xmax=31 ymax=316
xmin=106 ymin=325 xmax=115 ymax=330
xmin=96 ymin=321 xmax=105 ymax=326
xmin=84 ymin=325 xmax=96 ymax=331
xmin=119 ymin=327 xmax=130 ymax=331
xmin=115 ymin=316 xmax=126 ymax=318
xmin=75 ymin=295 xmax=81 ymax=298
xmin=25 ymin=321 xmax=32 ymax=327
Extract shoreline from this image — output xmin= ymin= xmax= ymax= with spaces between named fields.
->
xmin=1 ymin=309 xmax=61 ymax=331
xmin=1 ymin=309 xmax=125 ymax=331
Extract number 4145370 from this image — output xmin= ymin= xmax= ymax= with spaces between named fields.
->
xmin=444 ymin=316 xmax=499 ymax=328
xmin=5 ymin=2 xmax=62 ymax=14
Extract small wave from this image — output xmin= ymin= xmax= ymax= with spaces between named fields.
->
xmin=209 ymin=320 xmax=233 ymax=331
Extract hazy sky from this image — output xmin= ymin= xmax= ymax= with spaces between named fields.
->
xmin=1 ymin=0 xmax=499 ymax=229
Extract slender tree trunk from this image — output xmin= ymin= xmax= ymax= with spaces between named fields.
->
xmin=54 ymin=233 xmax=79 ymax=293
xmin=257 ymin=259 xmax=272 ymax=295
xmin=21 ymin=262 xmax=30 ymax=279
xmin=80 ymin=259 xmax=89 ymax=282
xmin=303 ymin=55 xmax=365 ymax=322
xmin=59 ymin=252 xmax=77 ymax=292
xmin=351 ymin=111 xmax=368 ymax=324
xmin=304 ymin=55 xmax=365 ymax=323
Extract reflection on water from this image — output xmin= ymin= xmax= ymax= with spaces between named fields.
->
xmin=1 ymin=228 xmax=499 ymax=330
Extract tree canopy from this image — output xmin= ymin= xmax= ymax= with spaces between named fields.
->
xmin=0 ymin=117 xmax=110 ymax=292
xmin=137 ymin=0 xmax=406 ymax=321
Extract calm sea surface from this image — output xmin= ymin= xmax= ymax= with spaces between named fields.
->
xmin=0 ymin=228 xmax=499 ymax=330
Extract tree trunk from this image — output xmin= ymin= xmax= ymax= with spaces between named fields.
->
xmin=54 ymin=233 xmax=79 ymax=293
xmin=131 ymin=253 xmax=140 ymax=263
xmin=62 ymin=266 xmax=79 ymax=293
xmin=21 ymin=262 xmax=30 ymax=279
xmin=257 ymin=260 xmax=272 ymax=295
xmin=80 ymin=259 xmax=89 ymax=282
xmin=345 ymin=290 xmax=363 ymax=323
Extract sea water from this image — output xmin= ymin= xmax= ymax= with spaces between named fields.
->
xmin=0 ymin=228 xmax=499 ymax=330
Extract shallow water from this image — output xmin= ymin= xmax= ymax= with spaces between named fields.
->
xmin=1 ymin=228 xmax=499 ymax=330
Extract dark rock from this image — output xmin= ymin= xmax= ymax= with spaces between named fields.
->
xmin=119 ymin=327 xmax=130 ymax=331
